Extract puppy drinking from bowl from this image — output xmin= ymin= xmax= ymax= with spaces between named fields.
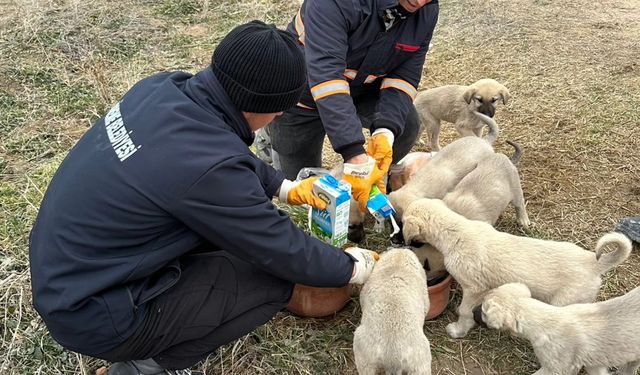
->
xmin=402 ymin=198 xmax=632 ymax=339
xmin=388 ymin=136 xmax=497 ymax=219
xmin=409 ymin=142 xmax=528 ymax=287
xmin=440 ymin=139 xmax=530 ymax=229
xmin=353 ymin=248 xmax=432 ymax=375
xmin=414 ymin=78 xmax=509 ymax=151
xmin=475 ymin=282 xmax=640 ymax=375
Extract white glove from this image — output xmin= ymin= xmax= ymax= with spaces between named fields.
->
xmin=345 ymin=247 xmax=380 ymax=284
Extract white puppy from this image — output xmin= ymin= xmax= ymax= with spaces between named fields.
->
xmin=353 ymin=248 xmax=432 ymax=375
xmin=402 ymin=198 xmax=632 ymax=339
xmin=476 ymin=283 xmax=640 ymax=375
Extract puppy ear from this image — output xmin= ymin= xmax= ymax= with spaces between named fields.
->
xmin=499 ymin=87 xmax=510 ymax=105
xmin=483 ymin=299 xmax=522 ymax=334
xmin=402 ymin=215 xmax=422 ymax=244
xmin=505 ymin=311 xmax=523 ymax=334
xmin=463 ymin=87 xmax=477 ymax=104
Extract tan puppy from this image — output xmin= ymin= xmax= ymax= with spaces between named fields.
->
xmin=475 ymin=283 xmax=640 ymax=375
xmin=441 ymin=141 xmax=530 ymax=229
xmin=353 ymin=248 xmax=432 ymax=375
xmin=389 ymin=136 xmax=528 ymax=231
xmin=402 ymin=198 xmax=632 ymax=339
xmin=392 ymin=141 xmax=529 ymax=280
xmin=389 ymin=152 xmax=435 ymax=192
xmin=388 ymin=136 xmax=495 ymax=219
xmin=411 ymin=142 xmax=529 ymax=281
xmin=414 ymin=78 xmax=509 ymax=151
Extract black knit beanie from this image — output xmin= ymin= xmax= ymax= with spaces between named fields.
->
xmin=211 ymin=20 xmax=307 ymax=113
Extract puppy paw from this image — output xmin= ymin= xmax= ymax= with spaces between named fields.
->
xmin=518 ymin=217 xmax=532 ymax=230
xmin=446 ymin=322 xmax=469 ymax=338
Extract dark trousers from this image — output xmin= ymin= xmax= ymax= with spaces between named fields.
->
xmin=97 ymin=250 xmax=294 ymax=370
xmin=268 ymin=94 xmax=421 ymax=180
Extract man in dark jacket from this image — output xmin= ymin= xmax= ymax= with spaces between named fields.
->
xmin=260 ymin=0 xmax=439 ymax=211
xmin=29 ymin=21 xmax=378 ymax=375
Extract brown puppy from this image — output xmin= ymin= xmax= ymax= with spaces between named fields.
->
xmin=414 ymin=78 xmax=510 ymax=151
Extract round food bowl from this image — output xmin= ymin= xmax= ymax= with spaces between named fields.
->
xmin=426 ymin=273 xmax=453 ymax=320
xmin=286 ymin=283 xmax=353 ymax=318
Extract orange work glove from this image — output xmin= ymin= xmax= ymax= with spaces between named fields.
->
xmin=366 ymin=129 xmax=394 ymax=194
xmin=279 ymin=177 xmax=327 ymax=210
xmin=343 ymin=157 xmax=376 ymax=212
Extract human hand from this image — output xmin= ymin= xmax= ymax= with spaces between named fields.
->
xmin=342 ymin=157 xmax=376 ymax=212
xmin=367 ymin=130 xmax=393 ymax=193
xmin=345 ymin=247 xmax=380 ymax=284
xmin=345 ymin=153 xmax=369 ymax=165
xmin=284 ymin=177 xmax=327 ymax=210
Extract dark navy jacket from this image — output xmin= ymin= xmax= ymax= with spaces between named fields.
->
xmin=29 ymin=68 xmax=354 ymax=356
xmin=287 ymin=0 xmax=439 ymax=160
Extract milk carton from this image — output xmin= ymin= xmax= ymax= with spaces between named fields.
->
xmin=366 ymin=185 xmax=395 ymax=222
xmin=309 ymin=175 xmax=351 ymax=246
xmin=366 ymin=185 xmax=398 ymax=233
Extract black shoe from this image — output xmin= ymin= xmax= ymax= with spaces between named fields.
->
xmin=106 ymin=359 xmax=203 ymax=375
xmin=616 ymin=216 xmax=640 ymax=244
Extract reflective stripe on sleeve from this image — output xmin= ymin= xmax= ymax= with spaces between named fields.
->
xmin=380 ymin=78 xmax=417 ymax=99
xmin=364 ymin=74 xmax=386 ymax=84
xmin=343 ymin=69 xmax=358 ymax=80
xmin=310 ymin=80 xmax=350 ymax=101
xmin=294 ymin=9 xmax=305 ymax=45
xmin=297 ymin=102 xmax=315 ymax=110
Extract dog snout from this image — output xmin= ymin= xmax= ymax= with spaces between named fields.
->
xmin=348 ymin=223 xmax=365 ymax=243
xmin=478 ymin=103 xmax=495 ymax=118
xmin=473 ymin=305 xmax=488 ymax=328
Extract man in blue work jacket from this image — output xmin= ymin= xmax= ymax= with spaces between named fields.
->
xmin=260 ymin=0 xmax=439 ymax=212
xmin=29 ymin=21 xmax=378 ymax=375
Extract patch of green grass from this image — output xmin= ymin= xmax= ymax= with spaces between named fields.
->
xmin=103 ymin=35 xmax=149 ymax=61
xmin=4 ymin=129 xmax=60 ymax=161
xmin=154 ymin=0 xmax=203 ymax=23
xmin=9 ymin=67 xmax=99 ymax=119
xmin=0 ymin=90 xmax=28 ymax=135
xmin=170 ymin=33 xmax=195 ymax=49
xmin=0 ymin=156 xmax=61 ymax=264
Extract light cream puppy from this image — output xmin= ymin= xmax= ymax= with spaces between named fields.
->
xmin=441 ymin=140 xmax=530 ymax=229
xmin=388 ymin=136 xmax=495 ymax=219
xmin=353 ymin=248 xmax=432 ymax=375
xmin=402 ymin=198 xmax=632 ymax=339
xmin=412 ymin=142 xmax=530 ymax=280
xmin=389 ymin=151 xmax=435 ymax=192
xmin=414 ymin=78 xmax=509 ymax=151
xmin=476 ymin=283 xmax=640 ymax=375
xmin=393 ymin=141 xmax=529 ymax=280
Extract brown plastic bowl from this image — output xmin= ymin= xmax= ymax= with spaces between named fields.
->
xmin=426 ymin=273 xmax=453 ymax=320
xmin=286 ymin=283 xmax=353 ymax=318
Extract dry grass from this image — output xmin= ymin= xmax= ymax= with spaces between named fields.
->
xmin=1 ymin=0 xmax=639 ymax=374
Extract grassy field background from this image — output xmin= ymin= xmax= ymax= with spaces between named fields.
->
xmin=1 ymin=0 xmax=639 ymax=374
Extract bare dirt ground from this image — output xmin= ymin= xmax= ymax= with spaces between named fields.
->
xmin=1 ymin=0 xmax=638 ymax=374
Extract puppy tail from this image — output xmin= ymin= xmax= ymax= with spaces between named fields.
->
xmin=473 ymin=111 xmax=500 ymax=145
xmin=505 ymin=140 xmax=522 ymax=165
xmin=595 ymin=232 xmax=633 ymax=274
